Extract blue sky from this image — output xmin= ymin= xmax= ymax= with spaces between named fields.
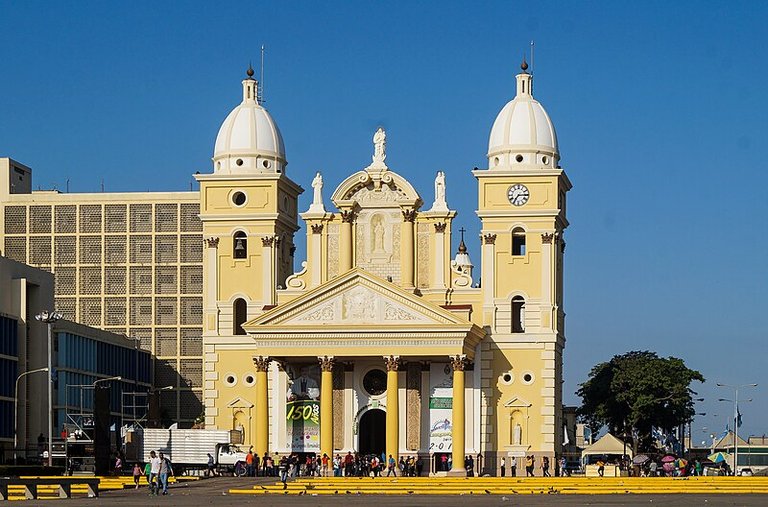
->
xmin=2 ymin=1 xmax=766 ymax=440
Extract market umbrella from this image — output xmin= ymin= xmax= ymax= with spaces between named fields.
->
xmin=632 ymin=454 xmax=650 ymax=465
xmin=676 ymin=458 xmax=688 ymax=468
xmin=708 ymin=452 xmax=730 ymax=463
xmin=662 ymin=462 xmax=675 ymax=473
xmin=661 ymin=455 xmax=677 ymax=463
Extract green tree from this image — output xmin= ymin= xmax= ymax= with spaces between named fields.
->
xmin=576 ymin=351 xmax=704 ymax=454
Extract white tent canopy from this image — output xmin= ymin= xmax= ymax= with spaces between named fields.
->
xmin=582 ymin=432 xmax=632 ymax=459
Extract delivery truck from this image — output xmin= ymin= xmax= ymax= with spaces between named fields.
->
xmin=124 ymin=428 xmax=248 ymax=475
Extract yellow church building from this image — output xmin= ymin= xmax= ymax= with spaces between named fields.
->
xmin=197 ymin=61 xmax=571 ymax=475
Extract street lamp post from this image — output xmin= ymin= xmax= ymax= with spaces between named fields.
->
xmin=35 ymin=310 xmax=62 ymax=467
xmin=717 ymin=382 xmax=758 ymax=475
xmin=14 ymin=367 xmax=49 ymax=464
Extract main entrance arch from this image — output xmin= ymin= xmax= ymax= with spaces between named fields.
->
xmin=358 ymin=408 xmax=386 ymax=456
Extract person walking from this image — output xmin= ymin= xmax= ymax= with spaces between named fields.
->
xmin=597 ymin=459 xmax=605 ymax=477
xmin=148 ymin=451 xmax=161 ymax=495
xmin=158 ymin=452 xmax=174 ymax=495
xmin=559 ymin=456 xmax=568 ymax=477
xmin=526 ymin=455 xmax=535 ymax=477
xmin=542 ymin=456 xmax=551 ymax=477
xmin=500 ymin=456 xmax=506 ymax=477
xmin=132 ymin=463 xmax=142 ymax=489
xmin=207 ymin=453 xmax=218 ymax=477
xmin=114 ymin=455 xmax=123 ymax=476
xmin=510 ymin=456 xmax=517 ymax=477
xmin=321 ymin=453 xmax=330 ymax=477
xmin=387 ymin=454 xmax=397 ymax=476
xmin=278 ymin=455 xmax=288 ymax=489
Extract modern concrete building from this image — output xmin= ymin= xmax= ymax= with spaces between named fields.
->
xmin=0 ymin=256 xmax=151 ymax=462
xmin=0 ymin=158 xmax=203 ymax=426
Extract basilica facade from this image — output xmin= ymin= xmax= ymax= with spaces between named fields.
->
xmin=198 ymin=62 xmax=572 ymax=475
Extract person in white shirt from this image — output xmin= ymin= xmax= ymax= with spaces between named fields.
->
xmin=149 ymin=451 xmax=161 ymax=495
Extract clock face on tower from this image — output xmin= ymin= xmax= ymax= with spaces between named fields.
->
xmin=507 ymin=184 xmax=530 ymax=206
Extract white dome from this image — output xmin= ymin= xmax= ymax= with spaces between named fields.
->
xmin=487 ymin=64 xmax=559 ymax=169
xmin=212 ymin=72 xmax=286 ymax=175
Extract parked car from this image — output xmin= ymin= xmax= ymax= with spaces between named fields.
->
xmin=739 ymin=468 xmax=753 ymax=476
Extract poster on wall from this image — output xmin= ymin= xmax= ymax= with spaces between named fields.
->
xmin=429 ymin=362 xmax=453 ymax=453
xmin=285 ymin=363 xmax=321 ymax=452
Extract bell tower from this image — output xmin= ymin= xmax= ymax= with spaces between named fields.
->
xmin=475 ymin=59 xmax=572 ymax=466
xmin=196 ymin=68 xmax=303 ymax=346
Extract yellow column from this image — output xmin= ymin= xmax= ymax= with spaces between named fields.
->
xmin=400 ymin=210 xmax=416 ymax=287
xmin=319 ymin=356 xmax=335 ymax=460
xmin=339 ymin=210 xmax=355 ymax=272
xmin=450 ymin=355 xmax=466 ymax=476
xmin=385 ymin=355 xmax=400 ymax=463
xmin=253 ymin=356 xmax=271 ymax=457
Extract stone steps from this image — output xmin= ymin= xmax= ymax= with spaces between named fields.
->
xmin=229 ymin=476 xmax=768 ymax=495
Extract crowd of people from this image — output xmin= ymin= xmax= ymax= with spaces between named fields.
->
xmin=125 ymin=450 xmax=175 ymax=496
xmin=238 ymin=449 xmax=426 ymax=479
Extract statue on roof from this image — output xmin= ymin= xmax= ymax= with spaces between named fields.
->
xmin=372 ymin=127 xmax=387 ymax=164
xmin=308 ymin=171 xmax=326 ymax=213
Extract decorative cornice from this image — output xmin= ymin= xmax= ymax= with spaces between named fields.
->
xmin=541 ymin=233 xmax=554 ymax=244
xmin=384 ymin=355 xmax=401 ymax=372
xmin=450 ymin=354 xmax=468 ymax=372
xmin=483 ymin=233 xmax=497 ymax=245
xmin=253 ymin=355 xmax=271 ymax=372
xmin=341 ymin=210 xmax=357 ymax=223
xmin=318 ymin=355 xmax=335 ymax=372
xmin=402 ymin=209 xmax=417 ymax=222
xmin=261 ymin=236 xmax=275 ymax=247
xmin=434 ymin=222 xmax=447 ymax=233
xmin=205 ymin=237 xmax=220 ymax=248
xmin=311 ymin=223 xmax=324 ymax=234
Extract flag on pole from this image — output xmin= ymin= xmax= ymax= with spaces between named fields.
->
xmin=563 ymin=425 xmax=570 ymax=446
xmin=736 ymin=408 xmax=743 ymax=428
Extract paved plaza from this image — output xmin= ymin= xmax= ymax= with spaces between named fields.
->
xmin=11 ymin=477 xmax=768 ymax=507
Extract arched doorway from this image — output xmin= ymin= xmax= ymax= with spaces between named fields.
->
xmin=358 ymin=408 xmax=386 ymax=456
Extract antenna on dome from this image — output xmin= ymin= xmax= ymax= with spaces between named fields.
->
xmin=258 ymin=45 xmax=266 ymax=105
xmin=530 ymin=40 xmax=535 ymax=75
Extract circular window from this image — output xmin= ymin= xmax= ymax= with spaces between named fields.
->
xmin=224 ymin=373 xmax=237 ymax=387
xmin=515 ymin=154 xmax=524 ymax=163
xmin=235 ymin=158 xmax=244 ymax=166
xmin=542 ymin=155 xmax=549 ymax=164
xmin=232 ymin=191 xmax=246 ymax=206
xmin=362 ymin=369 xmax=387 ymax=396
xmin=522 ymin=372 xmax=534 ymax=385
xmin=500 ymin=372 xmax=514 ymax=385
xmin=243 ymin=374 xmax=255 ymax=387
xmin=262 ymin=159 xmax=271 ymax=169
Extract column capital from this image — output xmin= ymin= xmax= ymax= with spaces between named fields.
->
xmin=401 ymin=209 xmax=417 ymax=222
xmin=384 ymin=355 xmax=401 ymax=372
xmin=450 ymin=354 xmax=468 ymax=371
xmin=434 ymin=222 xmax=447 ymax=233
xmin=311 ymin=223 xmax=324 ymax=234
xmin=205 ymin=237 xmax=220 ymax=248
xmin=482 ymin=233 xmax=497 ymax=245
xmin=261 ymin=236 xmax=275 ymax=247
xmin=318 ymin=355 xmax=335 ymax=372
xmin=541 ymin=232 xmax=555 ymax=244
xmin=341 ymin=210 xmax=357 ymax=223
xmin=253 ymin=355 xmax=271 ymax=372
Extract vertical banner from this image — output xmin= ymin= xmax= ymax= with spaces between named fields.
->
xmin=286 ymin=363 xmax=321 ymax=452
xmin=286 ymin=399 xmax=320 ymax=451
xmin=429 ymin=362 xmax=453 ymax=452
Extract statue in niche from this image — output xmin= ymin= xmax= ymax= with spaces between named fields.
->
xmin=372 ymin=215 xmax=386 ymax=253
xmin=372 ymin=127 xmax=387 ymax=164
xmin=514 ymin=423 xmax=522 ymax=445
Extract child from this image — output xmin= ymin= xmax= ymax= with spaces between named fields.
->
xmin=133 ymin=463 xmax=142 ymax=489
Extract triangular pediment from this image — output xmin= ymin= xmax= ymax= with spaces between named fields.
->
xmin=246 ymin=268 xmax=469 ymax=329
xmin=226 ymin=397 xmax=253 ymax=409
xmin=504 ymin=397 xmax=532 ymax=408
